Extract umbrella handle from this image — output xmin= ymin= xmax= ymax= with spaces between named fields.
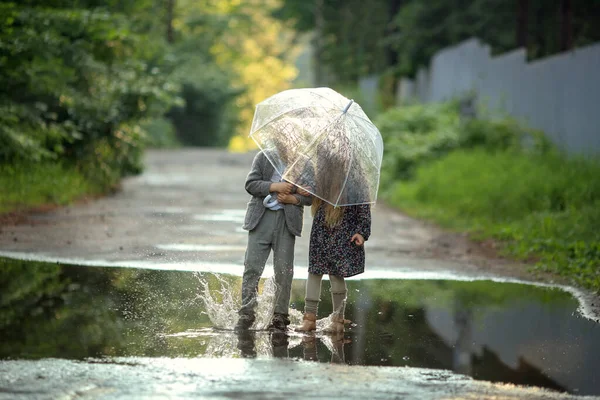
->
xmin=263 ymin=194 xmax=280 ymax=208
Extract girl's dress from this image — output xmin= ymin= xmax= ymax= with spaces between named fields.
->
xmin=308 ymin=204 xmax=371 ymax=277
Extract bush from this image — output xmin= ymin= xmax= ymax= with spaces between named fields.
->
xmin=141 ymin=118 xmax=180 ymax=149
xmin=165 ymin=37 xmax=241 ymax=148
xmin=375 ymin=102 xmax=462 ymax=184
xmin=376 ymin=102 xmax=551 ymax=187
xmin=0 ymin=3 xmax=176 ymax=173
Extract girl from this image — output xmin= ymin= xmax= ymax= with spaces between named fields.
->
xmin=295 ymin=197 xmax=371 ymax=333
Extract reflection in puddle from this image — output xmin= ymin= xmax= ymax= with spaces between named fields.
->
xmin=1 ymin=257 xmax=599 ymax=396
xmin=155 ymin=244 xmax=247 ymax=252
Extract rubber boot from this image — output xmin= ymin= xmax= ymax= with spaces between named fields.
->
xmin=295 ymin=312 xmax=317 ymax=332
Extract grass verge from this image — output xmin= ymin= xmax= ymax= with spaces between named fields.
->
xmin=0 ymin=162 xmax=102 ymax=215
xmin=385 ymin=149 xmax=600 ymax=293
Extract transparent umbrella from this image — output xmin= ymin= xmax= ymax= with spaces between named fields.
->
xmin=249 ymin=87 xmax=384 ymax=206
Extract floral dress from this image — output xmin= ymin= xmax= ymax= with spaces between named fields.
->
xmin=308 ymin=204 xmax=371 ymax=277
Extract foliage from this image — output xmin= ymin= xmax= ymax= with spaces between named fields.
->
xmin=387 ymin=148 xmax=600 ymax=293
xmin=376 ymin=101 xmax=552 ymax=185
xmin=166 ymin=59 xmax=240 ymax=147
xmin=274 ymin=0 xmax=392 ymax=84
xmin=168 ymin=0 xmax=299 ymax=153
xmin=276 ymin=0 xmax=600 ymax=83
xmin=388 ymin=0 xmax=600 ymax=77
xmin=216 ymin=0 xmax=299 ymax=152
xmin=378 ymin=100 xmax=600 ymax=292
xmin=140 ymin=118 xmax=180 ymax=148
xmin=0 ymin=1 xmax=176 ymax=190
xmin=375 ymin=102 xmax=462 ymax=184
xmin=163 ymin=1 xmax=242 ymax=148
xmin=386 ymin=0 xmax=516 ymax=77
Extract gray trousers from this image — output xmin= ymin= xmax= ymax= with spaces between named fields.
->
xmin=239 ymin=209 xmax=295 ymax=316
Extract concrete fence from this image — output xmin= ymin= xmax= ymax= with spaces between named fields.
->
xmin=396 ymin=38 xmax=600 ymax=155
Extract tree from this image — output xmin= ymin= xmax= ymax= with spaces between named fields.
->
xmin=0 ymin=1 xmax=176 ymax=183
xmin=516 ymin=0 xmax=528 ymax=48
xmin=194 ymin=0 xmax=300 ymax=152
xmin=274 ymin=0 xmax=391 ymax=84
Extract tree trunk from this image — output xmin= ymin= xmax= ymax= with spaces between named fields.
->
xmin=559 ymin=0 xmax=573 ymax=51
xmin=314 ymin=0 xmax=324 ymax=86
xmin=516 ymin=0 xmax=528 ymax=48
xmin=166 ymin=0 xmax=175 ymax=44
xmin=386 ymin=0 xmax=402 ymax=67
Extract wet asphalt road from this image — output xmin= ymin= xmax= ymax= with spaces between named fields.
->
xmin=1 ymin=148 xmax=599 ymax=399
xmin=1 ymin=149 xmax=464 ymax=274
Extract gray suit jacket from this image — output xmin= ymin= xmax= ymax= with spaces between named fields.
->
xmin=242 ymin=151 xmax=312 ymax=237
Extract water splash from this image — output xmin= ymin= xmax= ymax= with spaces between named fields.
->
xmin=195 ymin=273 xmax=302 ymax=330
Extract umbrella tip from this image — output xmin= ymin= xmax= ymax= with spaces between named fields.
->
xmin=342 ymin=99 xmax=354 ymax=114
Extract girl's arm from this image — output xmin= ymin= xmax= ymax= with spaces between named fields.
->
xmin=355 ymin=204 xmax=371 ymax=241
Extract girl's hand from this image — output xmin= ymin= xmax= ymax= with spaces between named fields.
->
xmin=297 ymin=186 xmax=311 ymax=196
xmin=351 ymin=233 xmax=365 ymax=246
xmin=277 ymin=193 xmax=300 ymax=205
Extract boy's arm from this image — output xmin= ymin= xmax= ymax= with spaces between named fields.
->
xmin=245 ymin=152 xmax=285 ymax=197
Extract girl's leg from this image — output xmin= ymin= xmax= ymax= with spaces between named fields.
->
xmin=328 ymin=275 xmax=347 ymax=332
xmin=304 ymin=272 xmax=322 ymax=314
xmin=295 ymin=272 xmax=322 ymax=332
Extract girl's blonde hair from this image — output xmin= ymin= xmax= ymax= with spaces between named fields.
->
xmin=312 ymin=198 xmax=344 ymax=228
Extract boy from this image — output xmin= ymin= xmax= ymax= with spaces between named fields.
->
xmin=235 ymin=150 xmax=312 ymax=332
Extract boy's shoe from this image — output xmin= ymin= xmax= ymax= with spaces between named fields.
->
xmin=267 ymin=313 xmax=290 ymax=332
xmin=234 ymin=313 xmax=256 ymax=332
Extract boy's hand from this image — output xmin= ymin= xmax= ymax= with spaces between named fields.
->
xmin=350 ymin=233 xmax=365 ymax=246
xmin=277 ymin=193 xmax=300 ymax=205
xmin=271 ymin=182 xmax=293 ymax=194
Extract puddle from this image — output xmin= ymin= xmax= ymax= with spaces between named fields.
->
xmin=0 ymin=257 xmax=599 ymax=396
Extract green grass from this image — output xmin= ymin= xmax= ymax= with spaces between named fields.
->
xmin=385 ymin=149 xmax=600 ymax=293
xmin=0 ymin=162 xmax=100 ymax=214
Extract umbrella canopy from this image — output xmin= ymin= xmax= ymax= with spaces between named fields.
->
xmin=249 ymin=87 xmax=384 ymax=207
